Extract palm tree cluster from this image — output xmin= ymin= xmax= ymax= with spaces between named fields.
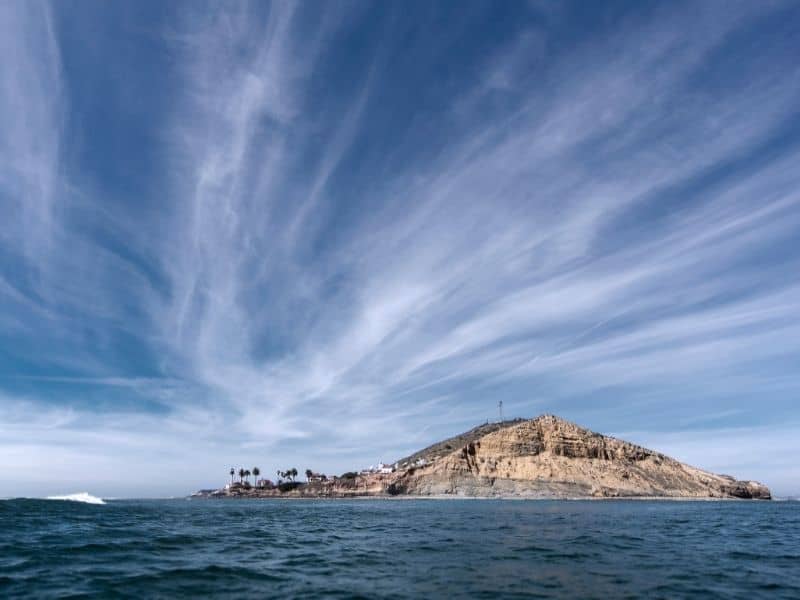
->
xmin=276 ymin=468 xmax=298 ymax=482
xmin=230 ymin=466 xmax=261 ymax=486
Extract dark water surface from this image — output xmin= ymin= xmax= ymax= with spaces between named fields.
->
xmin=1 ymin=498 xmax=798 ymax=598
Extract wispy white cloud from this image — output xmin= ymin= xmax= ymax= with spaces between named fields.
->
xmin=1 ymin=1 xmax=799 ymax=496
xmin=0 ymin=0 xmax=63 ymax=256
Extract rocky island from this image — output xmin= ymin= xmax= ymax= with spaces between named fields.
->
xmin=195 ymin=415 xmax=771 ymax=500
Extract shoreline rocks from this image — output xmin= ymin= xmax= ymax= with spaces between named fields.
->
xmin=194 ymin=415 xmax=771 ymax=500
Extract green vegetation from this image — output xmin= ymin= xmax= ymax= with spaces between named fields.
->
xmin=277 ymin=468 xmax=298 ymax=482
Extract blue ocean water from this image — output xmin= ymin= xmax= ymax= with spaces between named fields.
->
xmin=1 ymin=497 xmax=798 ymax=598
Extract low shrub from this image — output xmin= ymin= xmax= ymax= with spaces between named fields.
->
xmin=278 ymin=481 xmax=301 ymax=493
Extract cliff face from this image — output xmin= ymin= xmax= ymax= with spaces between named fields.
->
xmin=388 ymin=415 xmax=771 ymax=499
xmin=200 ymin=415 xmax=770 ymax=500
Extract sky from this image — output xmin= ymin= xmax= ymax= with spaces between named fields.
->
xmin=1 ymin=1 xmax=799 ymax=498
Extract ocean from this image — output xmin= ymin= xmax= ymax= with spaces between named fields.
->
xmin=1 ymin=496 xmax=798 ymax=598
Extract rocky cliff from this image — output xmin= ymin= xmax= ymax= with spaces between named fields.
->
xmin=386 ymin=415 xmax=771 ymax=499
xmin=199 ymin=415 xmax=770 ymax=500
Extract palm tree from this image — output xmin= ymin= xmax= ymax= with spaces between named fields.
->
xmin=230 ymin=467 xmax=235 ymax=484
xmin=305 ymin=469 xmax=313 ymax=482
xmin=291 ymin=468 xmax=298 ymax=482
xmin=253 ymin=467 xmax=260 ymax=486
xmin=238 ymin=467 xmax=245 ymax=483
xmin=244 ymin=469 xmax=251 ymax=485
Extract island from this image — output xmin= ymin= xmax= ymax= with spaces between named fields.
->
xmin=194 ymin=415 xmax=771 ymax=500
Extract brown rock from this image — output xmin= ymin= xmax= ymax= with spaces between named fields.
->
xmin=389 ymin=415 xmax=771 ymax=499
xmin=196 ymin=415 xmax=771 ymax=500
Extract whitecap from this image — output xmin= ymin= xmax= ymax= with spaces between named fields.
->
xmin=46 ymin=492 xmax=106 ymax=505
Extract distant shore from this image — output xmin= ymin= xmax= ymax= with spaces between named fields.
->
xmin=190 ymin=491 xmax=772 ymax=502
xmin=191 ymin=483 xmax=771 ymax=502
xmin=201 ymin=415 xmax=771 ymax=501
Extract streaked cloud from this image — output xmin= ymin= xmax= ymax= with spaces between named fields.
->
xmin=1 ymin=1 xmax=799 ymax=496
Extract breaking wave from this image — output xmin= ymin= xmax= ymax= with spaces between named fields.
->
xmin=46 ymin=492 xmax=106 ymax=505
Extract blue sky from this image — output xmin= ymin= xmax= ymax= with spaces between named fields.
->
xmin=1 ymin=1 xmax=799 ymax=498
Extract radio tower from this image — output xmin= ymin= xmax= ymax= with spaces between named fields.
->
xmin=498 ymin=400 xmax=504 ymax=423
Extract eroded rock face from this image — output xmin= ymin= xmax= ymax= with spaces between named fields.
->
xmin=719 ymin=480 xmax=772 ymax=499
xmin=389 ymin=415 xmax=771 ymax=499
xmin=198 ymin=415 xmax=771 ymax=500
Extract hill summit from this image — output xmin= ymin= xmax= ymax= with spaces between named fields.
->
xmin=200 ymin=415 xmax=770 ymax=499
xmin=388 ymin=415 xmax=770 ymax=499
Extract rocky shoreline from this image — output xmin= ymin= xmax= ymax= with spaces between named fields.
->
xmin=194 ymin=415 xmax=771 ymax=501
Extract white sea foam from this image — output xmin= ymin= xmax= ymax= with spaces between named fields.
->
xmin=46 ymin=492 xmax=106 ymax=505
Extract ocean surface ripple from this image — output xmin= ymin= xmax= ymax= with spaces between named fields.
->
xmin=1 ymin=498 xmax=798 ymax=598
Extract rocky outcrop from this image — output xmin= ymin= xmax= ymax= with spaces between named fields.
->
xmin=196 ymin=415 xmax=770 ymax=500
xmin=387 ymin=415 xmax=771 ymax=499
